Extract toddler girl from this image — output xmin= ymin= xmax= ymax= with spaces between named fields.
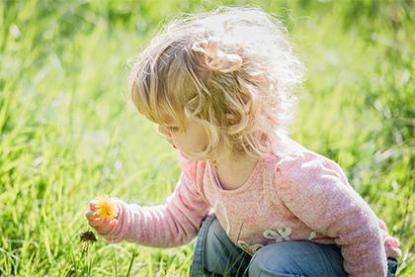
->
xmin=85 ymin=7 xmax=401 ymax=276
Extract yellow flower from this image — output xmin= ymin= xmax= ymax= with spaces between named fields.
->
xmin=95 ymin=196 xmax=117 ymax=220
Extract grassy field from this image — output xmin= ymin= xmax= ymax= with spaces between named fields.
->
xmin=1 ymin=0 xmax=414 ymax=276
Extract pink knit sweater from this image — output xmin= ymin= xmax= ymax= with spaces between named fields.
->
xmin=105 ymin=139 xmax=400 ymax=276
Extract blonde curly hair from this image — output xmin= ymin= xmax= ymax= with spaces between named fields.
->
xmin=129 ymin=6 xmax=304 ymax=158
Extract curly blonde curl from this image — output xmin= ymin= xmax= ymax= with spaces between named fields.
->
xmin=129 ymin=6 xmax=305 ymax=158
xmin=191 ymin=37 xmax=243 ymax=73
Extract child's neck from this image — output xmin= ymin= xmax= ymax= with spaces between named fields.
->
xmin=210 ymin=150 xmax=259 ymax=191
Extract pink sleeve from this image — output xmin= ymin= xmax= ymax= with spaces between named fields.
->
xmin=377 ymin=219 xmax=401 ymax=258
xmin=274 ymin=153 xmax=388 ymax=277
xmin=103 ymin=160 xmax=211 ymax=247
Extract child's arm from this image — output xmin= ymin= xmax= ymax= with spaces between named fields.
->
xmin=98 ymin=160 xmax=210 ymax=247
xmin=274 ymin=153 xmax=393 ymax=277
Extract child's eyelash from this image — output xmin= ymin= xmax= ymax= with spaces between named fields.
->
xmin=167 ymin=126 xmax=179 ymax=131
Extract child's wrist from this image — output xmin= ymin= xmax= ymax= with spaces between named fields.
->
xmin=101 ymin=198 xmax=125 ymax=243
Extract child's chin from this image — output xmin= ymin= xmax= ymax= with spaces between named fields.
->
xmin=179 ymin=151 xmax=201 ymax=161
xmin=179 ymin=151 xmax=191 ymax=159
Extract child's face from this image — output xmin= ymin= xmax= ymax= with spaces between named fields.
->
xmin=158 ymin=117 xmax=209 ymax=160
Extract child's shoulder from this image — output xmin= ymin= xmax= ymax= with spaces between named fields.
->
xmin=271 ymin=138 xmax=348 ymax=185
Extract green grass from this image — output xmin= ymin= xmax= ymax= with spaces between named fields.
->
xmin=1 ymin=0 xmax=414 ymax=275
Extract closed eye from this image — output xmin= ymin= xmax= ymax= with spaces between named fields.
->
xmin=167 ymin=126 xmax=180 ymax=132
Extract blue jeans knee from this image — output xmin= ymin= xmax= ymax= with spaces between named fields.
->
xmin=190 ymin=214 xmax=398 ymax=277
xmin=248 ymin=241 xmax=347 ymax=277
xmin=190 ymin=214 xmax=251 ymax=277
xmin=248 ymin=241 xmax=398 ymax=277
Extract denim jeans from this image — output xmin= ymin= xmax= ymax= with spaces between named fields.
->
xmin=190 ymin=214 xmax=398 ymax=277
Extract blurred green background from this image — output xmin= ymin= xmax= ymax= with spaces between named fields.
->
xmin=1 ymin=0 xmax=414 ymax=275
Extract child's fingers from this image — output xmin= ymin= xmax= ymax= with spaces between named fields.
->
xmin=85 ymin=210 xmax=101 ymax=221
xmin=89 ymin=200 xmax=98 ymax=211
xmin=96 ymin=219 xmax=118 ymax=235
xmin=109 ymin=218 xmax=118 ymax=228
xmin=86 ymin=213 xmax=118 ymax=233
xmin=87 ymin=216 xmax=101 ymax=229
xmin=85 ymin=211 xmax=101 ymax=228
xmin=84 ymin=209 xmax=94 ymax=220
xmin=85 ymin=201 xmax=118 ymax=235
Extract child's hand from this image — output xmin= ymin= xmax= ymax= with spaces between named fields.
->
xmin=85 ymin=196 xmax=118 ymax=236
